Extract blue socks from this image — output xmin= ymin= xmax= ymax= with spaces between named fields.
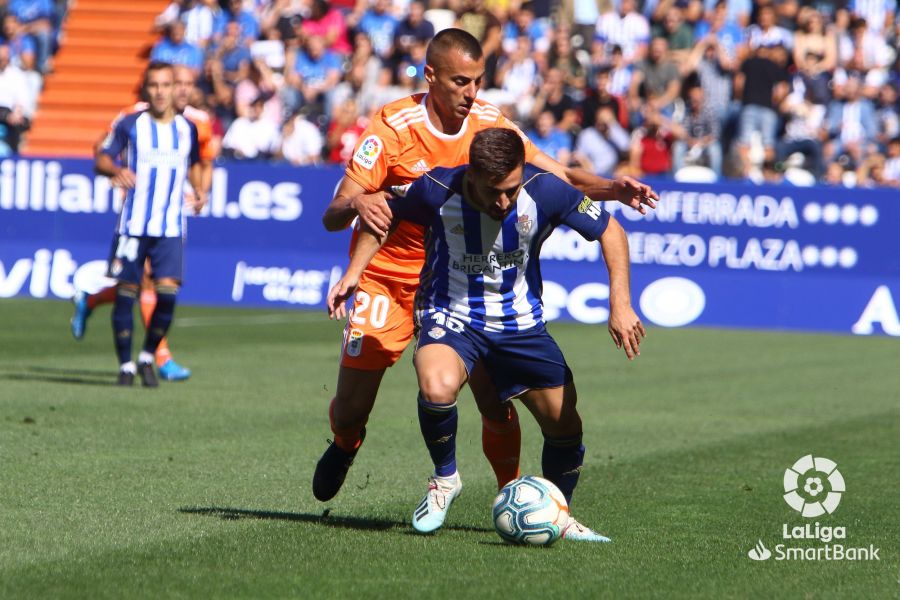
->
xmin=417 ymin=393 xmax=458 ymax=477
xmin=143 ymin=284 xmax=177 ymax=354
xmin=542 ymin=434 xmax=585 ymax=504
xmin=111 ymin=286 xmax=137 ymax=365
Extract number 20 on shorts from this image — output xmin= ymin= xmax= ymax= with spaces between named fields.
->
xmin=351 ymin=291 xmax=389 ymax=329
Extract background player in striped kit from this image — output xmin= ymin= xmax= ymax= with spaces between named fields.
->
xmin=313 ymin=28 xmax=656 ymax=505
xmin=71 ymin=64 xmax=215 ymax=381
xmin=95 ymin=62 xmax=205 ymax=387
xmin=327 ymin=127 xmax=644 ymax=540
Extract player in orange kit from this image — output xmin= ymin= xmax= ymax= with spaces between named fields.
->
xmin=313 ymin=29 xmax=657 ymax=503
xmin=70 ymin=64 xmax=216 ymax=381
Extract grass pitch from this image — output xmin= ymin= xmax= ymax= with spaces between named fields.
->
xmin=0 ymin=298 xmax=897 ymax=599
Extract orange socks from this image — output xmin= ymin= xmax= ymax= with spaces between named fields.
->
xmin=87 ymin=286 xmax=117 ymax=310
xmin=329 ymin=398 xmax=366 ymax=453
xmin=482 ymin=404 xmax=522 ymax=489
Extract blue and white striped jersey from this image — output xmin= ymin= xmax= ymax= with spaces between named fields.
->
xmin=101 ymin=110 xmax=200 ymax=238
xmin=390 ymin=164 xmax=610 ymax=332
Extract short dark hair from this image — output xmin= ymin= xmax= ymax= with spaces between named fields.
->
xmin=142 ymin=61 xmax=174 ymax=88
xmin=426 ymin=28 xmax=483 ymax=66
xmin=469 ymin=128 xmax=525 ymax=182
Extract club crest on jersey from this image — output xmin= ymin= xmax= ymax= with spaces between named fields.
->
xmin=427 ymin=327 xmax=446 ymax=340
xmin=450 ymin=224 xmax=465 ymax=235
xmin=515 ymin=215 xmax=533 ymax=235
xmin=345 ymin=328 xmax=365 ymax=357
xmin=577 ymin=196 xmax=603 ymax=220
xmin=353 ymin=135 xmax=382 ymax=170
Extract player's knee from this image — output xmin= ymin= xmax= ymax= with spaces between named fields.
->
xmin=418 ymin=375 xmax=460 ymax=406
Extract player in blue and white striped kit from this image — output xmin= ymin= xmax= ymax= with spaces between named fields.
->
xmin=95 ymin=61 xmax=204 ymax=387
xmin=327 ymin=128 xmax=645 ymax=542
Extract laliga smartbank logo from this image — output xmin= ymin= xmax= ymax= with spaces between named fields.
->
xmin=747 ymin=455 xmax=881 ymax=562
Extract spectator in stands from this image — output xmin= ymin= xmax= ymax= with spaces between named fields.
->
xmin=573 ymin=106 xmax=630 ymax=176
xmin=354 ymin=0 xmax=399 ymax=60
xmin=2 ymin=14 xmax=35 ymax=71
xmin=492 ymin=35 xmax=539 ymax=120
xmin=546 ymin=30 xmax=587 ymax=94
xmin=580 ymin=66 xmax=625 ymax=130
xmin=9 ymin=0 xmax=54 ymax=72
xmin=530 ymin=67 xmax=579 ymax=134
xmin=793 ymin=8 xmax=837 ymax=105
xmin=302 ymin=0 xmax=352 ymax=56
xmin=234 ymin=58 xmax=283 ymax=127
xmin=502 ymin=2 xmax=550 ymax=56
xmin=651 ymin=6 xmax=693 ymax=62
xmin=604 ymin=44 xmax=634 ymax=98
xmin=823 ymin=74 xmax=876 ymax=167
xmin=777 ymin=78 xmax=826 ymax=177
xmin=0 ymin=43 xmax=30 ymax=155
xmin=281 ymin=109 xmax=324 ymax=165
xmin=628 ymin=37 xmax=681 ymax=120
xmin=259 ymin=0 xmax=303 ymax=47
xmin=396 ymin=38 xmax=427 ymax=88
xmin=629 ymin=106 xmax=677 ymax=176
xmin=883 ymin=137 xmax=900 ymax=185
xmin=672 ymin=85 xmax=722 ymax=175
xmin=594 ymin=0 xmax=650 ymax=65
xmin=394 ymin=0 xmax=435 ymax=64
xmin=734 ymin=45 xmax=789 ymax=176
xmin=848 ymin=0 xmax=895 ymax=34
xmin=221 ymin=96 xmax=281 ymax=160
xmin=746 ymin=4 xmax=794 ymax=50
xmin=156 ymin=0 xmax=216 ymax=49
xmin=455 ymin=0 xmax=503 ymax=83
xmin=701 ymin=0 xmax=752 ymax=28
xmin=526 ymin=110 xmax=572 ymax=165
xmin=681 ymin=31 xmax=737 ymax=123
xmin=151 ymin=21 xmax=204 ymax=72
xmin=285 ymin=34 xmax=342 ymax=118
xmin=840 ymin=16 xmax=894 ymax=95
xmin=875 ymin=83 xmax=900 ymax=149
xmin=326 ymin=97 xmax=367 ymax=165
xmin=212 ymin=21 xmax=251 ymax=85
xmin=213 ymin=0 xmax=260 ymax=46
xmin=693 ymin=1 xmax=744 ymax=62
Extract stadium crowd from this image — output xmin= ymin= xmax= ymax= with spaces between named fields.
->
xmin=1 ymin=0 xmax=899 ymax=186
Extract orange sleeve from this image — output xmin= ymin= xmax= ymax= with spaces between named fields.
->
xmin=196 ymin=118 xmax=216 ymax=161
xmin=343 ymin=114 xmax=401 ymax=193
xmin=495 ymin=113 xmax=540 ymax=162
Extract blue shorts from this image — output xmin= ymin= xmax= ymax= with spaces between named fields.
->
xmin=107 ymin=234 xmax=183 ymax=284
xmin=415 ymin=311 xmax=573 ymax=402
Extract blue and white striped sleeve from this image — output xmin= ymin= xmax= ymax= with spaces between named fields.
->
xmin=536 ymin=173 xmax=610 ymax=241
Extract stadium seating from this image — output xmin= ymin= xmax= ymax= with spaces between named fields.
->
xmin=22 ymin=0 xmax=165 ymax=157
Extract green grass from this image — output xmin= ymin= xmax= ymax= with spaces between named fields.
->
xmin=0 ymin=298 xmax=897 ymax=599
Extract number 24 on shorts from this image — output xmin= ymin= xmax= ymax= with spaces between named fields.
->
xmin=351 ymin=291 xmax=390 ymax=329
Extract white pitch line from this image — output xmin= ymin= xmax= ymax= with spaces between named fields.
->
xmin=177 ymin=313 xmax=330 ymax=327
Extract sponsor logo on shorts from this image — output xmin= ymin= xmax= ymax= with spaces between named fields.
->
xmin=109 ymin=258 xmax=123 ymax=277
xmin=353 ymin=135 xmax=382 ymax=170
xmin=427 ymin=327 xmax=446 ymax=340
xmin=346 ymin=328 xmax=365 ymax=357
xmin=577 ymin=196 xmax=603 ymax=220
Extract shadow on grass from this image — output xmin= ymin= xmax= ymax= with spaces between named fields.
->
xmin=179 ymin=506 xmax=492 ymax=534
xmin=0 ymin=372 xmax=117 ymax=386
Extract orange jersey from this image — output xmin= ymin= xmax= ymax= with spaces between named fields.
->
xmin=344 ymin=93 xmax=539 ymax=282
xmin=110 ymin=102 xmax=216 ymax=162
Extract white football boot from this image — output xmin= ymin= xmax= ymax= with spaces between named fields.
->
xmin=411 ymin=472 xmax=462 ymax=533
xmin=562 ymin=516 xmax=612 ymax=543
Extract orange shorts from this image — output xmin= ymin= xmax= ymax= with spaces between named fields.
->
xmin=340 ymin=271 xmax=417 ymax=370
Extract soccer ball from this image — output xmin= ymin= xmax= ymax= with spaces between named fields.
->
xmin=492 ymin=476 xmax=569 ymax=546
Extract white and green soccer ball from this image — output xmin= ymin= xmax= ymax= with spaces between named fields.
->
xmin=492 ymin=476 xmax=569 ymax=546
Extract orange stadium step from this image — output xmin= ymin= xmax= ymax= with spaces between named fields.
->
xmin=22 ymin=0 xmax=171 ymax=157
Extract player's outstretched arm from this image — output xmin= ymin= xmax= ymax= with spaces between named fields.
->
xmin=322 ymin=176 xmax=393 ymax=236
xmin=95 ymin=153 xmax=136 ymax=189
xmin=530 ymin=150 xmax=658 ymax=214
xmin=599 ymin=216 xmax=646 ymax=360
xmin=326 ymin=224 xmax=390 ymax=320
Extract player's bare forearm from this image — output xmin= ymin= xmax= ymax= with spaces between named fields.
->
xmin=327 ymin=226 xmax=388 ymax=319
xmin=599 ymin=217 xmax=646 ymax=359
xmin=530 ymin=151 xmax=658 ymax=213
xmin=322 ymin=193 xmax=358 ymax=231
xmin=323 ymin=178 xmax=392 ymax=235
xmin=200 ymin=160 xmax=213 ymax=195
xmin=94 ymin=153 xmax=118 ymax=177
xmin=96 ymin=154 xmax=136 ymax=189
xmin=188 ymin=163 xmax=206 ymax=214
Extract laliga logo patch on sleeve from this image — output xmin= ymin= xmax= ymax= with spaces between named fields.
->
xmin=577 ymin=196 xmax=603 ymax=220
xmin=353 ymin=135 xmax=383 ymax=170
